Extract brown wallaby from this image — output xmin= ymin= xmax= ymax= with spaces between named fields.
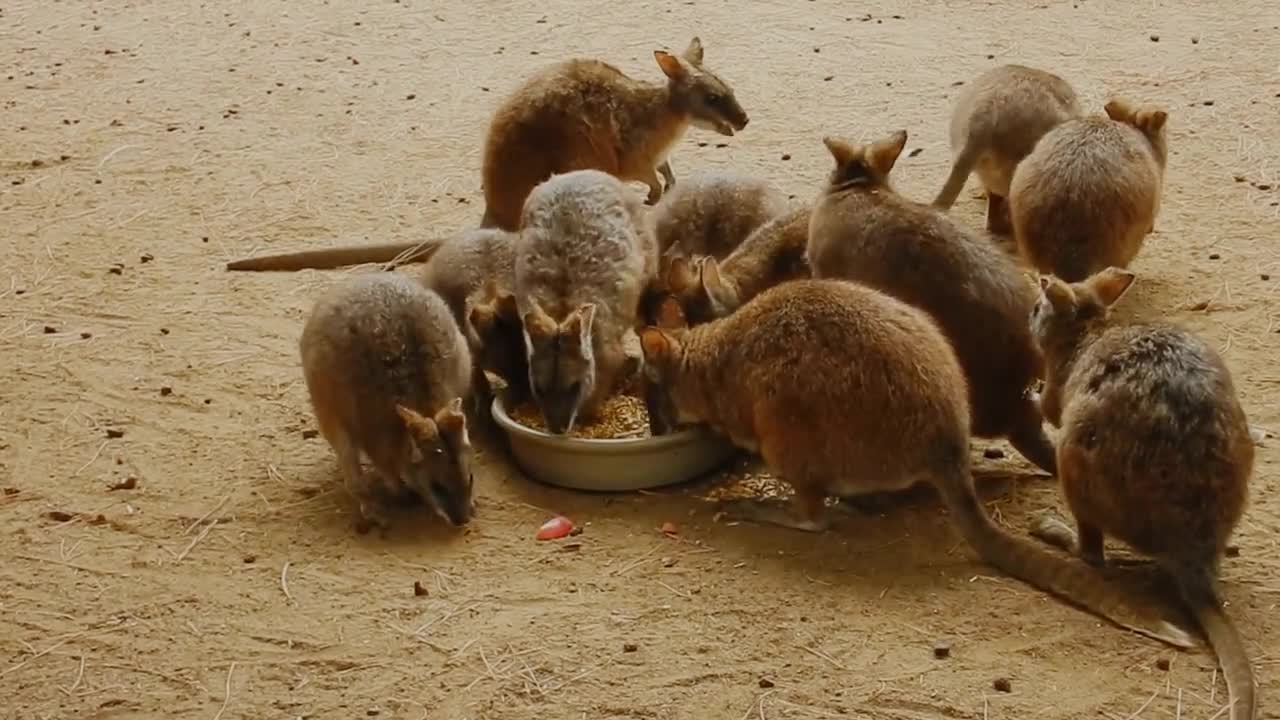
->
xmin=808 ymin=130 xmax=1056 ymax=474
xmin=516 ymin=169 xmax=658 ymax=434
xmin=1029 ymin=268 xmax=1255 ymax=720
xmin=639 ymin=280 xmax=1190 ymax=647
xmin=226 ymin=238 xmax=445 ymax=272
xmin=933 ymin=64 xmax=1080 ymax=233
xmin=648 ymin=170 xmax=788 ymax=258
xmin=662 ymin=205 xmax=811 ymax=323
xmin=480 ymin=37 xmax=749 ymax=231
xmin=1009 ymin=99 xmax=1169 ymax=282
xmin=300 ymin=273 xmax=475 ymax=529
xmin=417 ymin=228 xmax=528 ymax=414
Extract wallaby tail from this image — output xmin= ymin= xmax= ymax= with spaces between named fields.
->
xmin=225 ymin=239 xmax=445 ymax=272
xmin=1174 ymin=563 xmax=1257 ymax=720
xmin=937 ymin=472 xmax=1196 ymax=649
xmin=931 ymin=141 xmax=980 ymax=210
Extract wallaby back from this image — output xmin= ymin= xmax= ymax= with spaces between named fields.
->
xmin=934 ymin=64 xmax=1080 ymax=213
xmin=515 ymin=170 xmax=658 ymax=433
xmin=809 ymin=131 xmax=1053 ymax=472
xmin=481 ymin=38 xmax=749 ymax=231
xmin=649 ymin=171 xmax=789 ymax=258
xmin=300 ymin=273 xmax=474 ymax=525
xmin=1010 ymin=100 xmax=1169 ymax=281
xmin=640 ymin=279 xmax=1188 ymax=647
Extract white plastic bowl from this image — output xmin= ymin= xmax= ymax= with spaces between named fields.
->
xmin=491 ymin=396 xmax=739 ymax=491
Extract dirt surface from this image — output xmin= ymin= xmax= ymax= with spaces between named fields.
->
xmin=4 ymin=2 xmax=1279 ymax=718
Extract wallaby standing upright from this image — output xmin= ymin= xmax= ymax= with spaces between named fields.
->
xmin=808 ymin=130 xmax=1056 ymax=474
xmin=933 ymin=64 xmax=1080 ymax=233
xmin=515 ymin=170 xmax=658 ymax=434
xmin=418 ymin=228 xmax=527 ymax=414
xmin=1029 ymin=268 xmax=1256 ymax=720
xmin=639 ymin=281 xmax=1190 ymax=648
xmin=300 ymin=273 xmax=475 ymax=529
xmin=1009 ymin=99 xmax=1169 ymax=281
xmin=648 ymin=170 xmax=788 ymax=258
xmin=481 ymin=37 xmax=749 ymax=231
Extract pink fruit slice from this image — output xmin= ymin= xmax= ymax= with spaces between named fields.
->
xmin=536 ymin=516 xmax=574 ymax=541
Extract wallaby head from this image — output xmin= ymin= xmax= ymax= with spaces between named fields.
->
xmin=655 ymin=37 xmax=748 ymax=137
xmin=638 ymin=296 xmax=690 ymax=433
xmin=465 ymin=287 xmax=526 ymax=391
xmin=662 ymin=253 xmax=739 ymax=324
xmin=821 ymin=130 xmax=908 ymax=192
xmin=394 ymin=399 xmax=475 ymax=527
xmin=1031 ymin=267 xmax=1137 ymax=350
xmin=1104 ymin=98 xmax=1169 ymax=168
xmin=523 ymin=301 xmax=598 ymax=434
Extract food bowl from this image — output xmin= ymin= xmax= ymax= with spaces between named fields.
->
xmin=490 ymin=396 xmax=739 ymax=491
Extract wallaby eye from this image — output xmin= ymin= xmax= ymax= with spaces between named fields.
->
xmin=705 ymin=93 xmax=722 ymax=105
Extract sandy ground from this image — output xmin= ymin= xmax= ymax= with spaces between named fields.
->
xmin=4 ymin=1 xmax=1279 ymax=718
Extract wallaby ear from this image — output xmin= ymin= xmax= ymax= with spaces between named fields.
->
xmin=522 ymin=302 xmax=557 ymax=344
xmin=468 ymin=300 xmax=496 ymax=333
xmin=434 ymin=398 xmax=468 ymax=437
xmin=1135 ymin=108 xmax=1168 ymax=135
xmin=822 ymin=136 xmax=858 ymax=167
xmin=1040 ymin=275 xmax=1075 ymax=312
xmin=1087 ymin=267 xmax=1137 ymax=308
xmin=866 ymin=130 xmax=908 ymax=176
xmin=656 ymin=295 xmax=688 ymax=329
xmin=665 ymin=255 xmax=699 ymax=294
xmin=654 ymin=50 xmax=686 ymax=81
xmin=396 ymin=404 xmax=438 ymax=442
xmin=494 ymin=291 xmax=520 ymax=322
xmin=682 ymin=37 xmax=704 ymax=65
xmin=699 ymin=257 xmax=736 ymax=312
xmin=640 ymin=328 xmax=673 ymax=364
xmin=1104 ymin=98 xmax=1135 ymax=123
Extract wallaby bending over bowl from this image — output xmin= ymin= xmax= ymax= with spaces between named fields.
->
xmin=300 ymin=273 xmax=475 ymax=529
xmin=808 ymin=130 xmax=1056 ymax=474
xmin=648 ymin=170 xmax=788 ymax=258
xmin=639 ymin=280 xmax=1191 ymax=648
xmin=933 ymin=64 xmax=1081 ymax=233
xmin=480 ymin=37 xmax=749 ymax=231
xmin=1029 ymin=268 xmax=1256 ymax=720
xmin=515 ymin=170 xmax=658 ymax=434
xmin=1009 ymin=98 xmax=1168 ymax=282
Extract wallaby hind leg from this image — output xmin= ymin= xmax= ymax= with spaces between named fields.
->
xmin=1006 ymin=408 xmax=1057 ymax=475
xmin=640 ymin=167 xmax=664 ymax=205
xmin=716 ymin=491 xmax=829 ymax=533
xmin=1031 ymin=513 xmax=1152 ymax=568
xmin=657 ymin=160 xmax=676 ymax=190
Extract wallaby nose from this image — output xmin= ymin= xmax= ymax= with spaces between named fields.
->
xmin=738 ymin=115 xmax=749 ymax=129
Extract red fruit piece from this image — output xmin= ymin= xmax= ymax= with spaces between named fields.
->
xmin=536 ymin=516 xmax=574 ymax=541
xmin=660 ymin=521 xmax=678 ymax=535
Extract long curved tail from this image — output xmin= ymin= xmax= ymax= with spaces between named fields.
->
xmin=1176 ymin=564 xmax=1257 ymax=720
xmin=932 ymin=142 xmax=980 ymax=210
xmin=225 ymin=239 xmax=444 ymax=272
xmin=937 ymin=473 xmax=1196 ymax=649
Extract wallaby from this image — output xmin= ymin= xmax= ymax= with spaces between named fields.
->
xmin=808 ymin=130 xmax=1056 ymax=474
xmin=1029 ymin=268 xmax=1256 ymax=720
xmin=226 ymin=238 xmax=445 ymax=272
xmin=515 ymin=169 xmax=658 ymax=434
xmin=662 ymin=205 xmax=811 ymax=323
xmin=480 ymin=37 xmax=749 ymax=231
xmin=933 ymin=64 xmax=1080 ymax=233
xmin=1009 ymin=98 xmax=1169 ymax=282
xmin=648 ymin=170 xmax=788 ymax=258
xmin=639 ymin=281 xmax=1190 ymax=647
xmin=300 ymin=273 xmax=475 ymax=529
xmin=417 ymin=228 xmax=528 ymax=414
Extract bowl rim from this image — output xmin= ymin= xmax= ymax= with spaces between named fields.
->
xmin=490 ymin=395 xmax=713 ymax=454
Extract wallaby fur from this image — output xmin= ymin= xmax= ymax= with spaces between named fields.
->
xmin=226 ymin=239 xmax=445 ymax=272
xmin=480 ymin=37 xmax=749 ymax=231
xmin=648 ymin=170 xmax=789 ymax=258
xmin=639 ymin=280 xmax=1191 ymax=648
xmin=515 ymin=169 xmax=658 ymax=434
xmin=809 ymin=130 xmax=1056 ymax=474
xmin=933 ymin=64 xmax=1081 ymax=233
xmin=300 ymin=273 xmax=475 ymax=529
xmin=1009 ymin=98 xmax=1169 ymax=282
xmin=662 ymin=204 xmax=811 ymax=324
xmin=418 ymin=228 xmax=528 ymax=414
xmin=1030 ymin=268 xmax=1255 ymax=720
